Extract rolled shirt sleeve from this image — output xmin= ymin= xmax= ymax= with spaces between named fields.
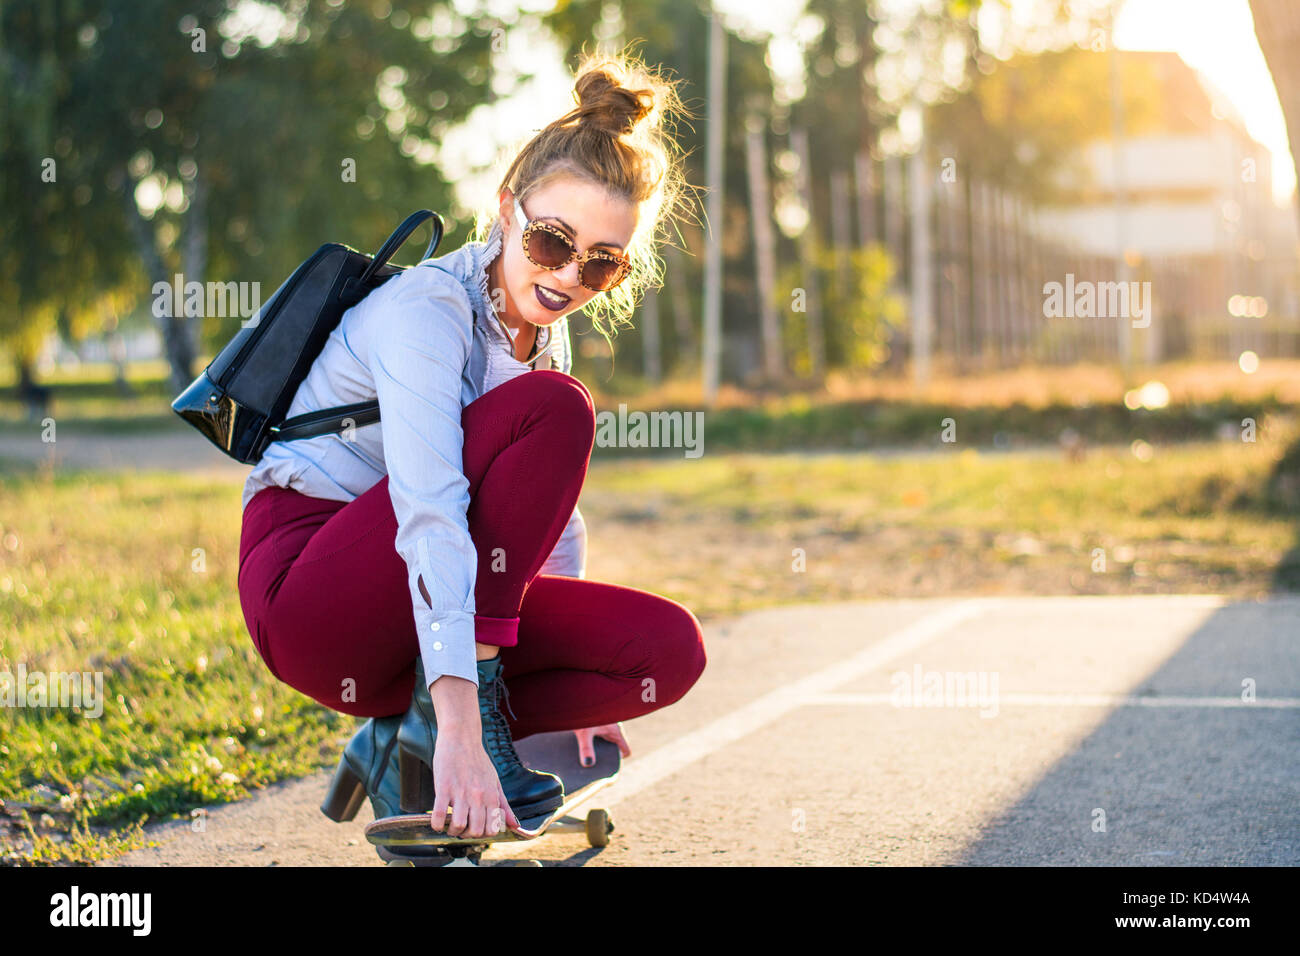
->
xmin=367 ymin=271 xmax=480 ymax=688
xmin=538 ymin=503 xmax=587 ymax=579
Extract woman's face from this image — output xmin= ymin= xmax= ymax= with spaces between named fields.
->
xmin=489 ymin=178 xmax=637 ymax=330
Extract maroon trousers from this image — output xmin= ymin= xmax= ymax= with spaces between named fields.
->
xmin=237 ymin=370 xmax=706 ymax=740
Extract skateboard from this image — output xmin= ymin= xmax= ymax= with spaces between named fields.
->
xmin=365 ymin=731 xmax=620 ymax=867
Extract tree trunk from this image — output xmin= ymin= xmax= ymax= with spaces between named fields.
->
xmin=701 ymin=9 xmax=727 ymax=405
xmin=908 ymin=142 xmax=933 ymax=389
xmin=182 ymin=168 xmax=208 ymax=367
xmin=16 ymin=357 xmax=37 ymax=392
xmin=110 ymin=331 xmax=134 ymax=397
xmin=1249 ymin=0 xmax=1300 ymax=237
xmin=854 ymin=150 xmax=877 ymax=246
xmin=121 ymin=171 xmax=195 ymax=393
xmin=745 ymin=113 xmax=783 ymax=384
xmin=15 ymin=357 xmax=51 ymax=422
xmin=791 ymin=126 xmax=826 ymax=382
xmin=666 ymin=244 xmax=695 ymax=366
xmin=642 ymin=286 xmax=662 ymax=385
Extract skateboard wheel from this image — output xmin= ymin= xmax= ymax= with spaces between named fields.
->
xmin=586 ymin=809 xmax=611 ymax=847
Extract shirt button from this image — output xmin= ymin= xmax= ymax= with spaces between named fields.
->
xmin=430 ymin=622 xmax=440 ymax=631
xmin=432 ymin=641 xmax=443 ymax=651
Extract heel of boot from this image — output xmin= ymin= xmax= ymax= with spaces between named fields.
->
xmin=320 ymin=757 xmax=366 ymax=822
xmin=399 ymin=747 xmax=434 ymax=814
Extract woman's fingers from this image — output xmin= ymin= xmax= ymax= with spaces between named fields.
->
xmin=599 ymin=723 xmax=632 ymax=757
xmin=445 ymin=805 xmax=465 ymax=837
xmin=430 ymin=779 xmax=450 ymax=833
xmin=574 ymin=723 xmax=632 ymax=764
xmin=499 ymin=787 xmax=520 ymax=830
xmin=466 ymin=799 xmax=486 ymax=839
xmin=573 ymin=726 xmax=596 ymax=767
xmin=428 ymin=740 xmax=518 ymax=838
xmin=431 ymin=793 xmax=501 ymax=838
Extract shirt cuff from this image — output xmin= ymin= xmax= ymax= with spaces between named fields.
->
xmin=415 ymin=607 xmax=477 ymax=689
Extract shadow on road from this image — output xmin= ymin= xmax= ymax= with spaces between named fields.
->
xmin=951 ymin=597 xmax=1300 ymax=865
xmin=1269 ymin=432 xmax=1300 ymax=592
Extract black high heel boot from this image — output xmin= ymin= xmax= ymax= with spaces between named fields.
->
xmin=320 ymin=714 xmax=402 ymax=822
xmin=397 ymin=656 xmax=564 ymax=819
xmin=476 ymin=655 xmax=564 ymax=818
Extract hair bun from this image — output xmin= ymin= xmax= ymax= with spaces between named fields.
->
xmin=574 ymin=67 xmax=654 ymax=136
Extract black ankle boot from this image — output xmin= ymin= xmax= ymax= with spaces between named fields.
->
xmin=476 ymin=655 xmax=564 ymax=819
xmin=320 ymin=715 xmax=402 ymax=822
xmin=396 ymin=659 xmax=440 ymax=814
xmin=396 ymin=656 xmax=564 ymax=819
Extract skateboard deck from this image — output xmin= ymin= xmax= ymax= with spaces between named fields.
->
xmin=364 ymin=731 xmax=620 ymax=854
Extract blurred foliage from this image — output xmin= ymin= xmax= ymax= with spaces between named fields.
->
xmin=0 ymin=1 xmax=143 ymax=370
xmin=926 ymin=45 xmax=1167 ymax=201
xmin=1266 ymin=428 xmax=1300 ymax=513
xmin=643 ymin=396 xmax=1296 ymax=457
xmin=775 ymin=239 xmax=904 ymax=377
xmin=2 ymin=0 xmax=1140 ymax=392
xmin=1 ymin=0 xmax=500 ymax=387
xmin=542 ymin=0 xmax=775 ymax=382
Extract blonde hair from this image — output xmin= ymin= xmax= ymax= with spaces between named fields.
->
xmin=472 ymin=43 xmax=699 ymax=344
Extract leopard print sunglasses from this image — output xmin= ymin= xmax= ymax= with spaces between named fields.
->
xmin=513 ymin=196 xmax=631 ymax=292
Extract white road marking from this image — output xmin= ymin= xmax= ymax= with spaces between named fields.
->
xmin=487 ymin=599 xmax=996 ymax=859
xmin=804 ymin=692 xmax=1300 ymax=709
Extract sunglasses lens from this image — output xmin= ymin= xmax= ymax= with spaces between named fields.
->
xmin=526 ymin=228 xmax=573 ymax=268
xmin=581 ymin=257 xmax=624 ymax=291
xmin=524 ymin=223 xmax=626 ymax=291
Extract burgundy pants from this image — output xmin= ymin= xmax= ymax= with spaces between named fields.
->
xmin=237 ymin=369 xmax=706 ymax=740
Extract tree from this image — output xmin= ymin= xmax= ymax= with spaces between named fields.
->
xmin=1248 ymin=0 xmax=1300 ymax=234
xmin=925 ymin=45 xmax=1165 ymax=202
xmin=542 ymin=0 xmax=773 ymax=385
xmin=0 ymin=0 xmax=142 ymax=388
xmin=1 ymin=0 xmax=503 ymax=391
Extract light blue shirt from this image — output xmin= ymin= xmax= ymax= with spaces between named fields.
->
xmin=242 ymin=218 xmax=586 ymax=688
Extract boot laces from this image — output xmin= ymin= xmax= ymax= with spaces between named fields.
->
xmin=481 ymin=672 xmax=523 ymax=767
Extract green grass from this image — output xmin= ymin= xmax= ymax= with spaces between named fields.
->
xmin=1 ymin=424 xmax=1298 ymax=864
xmin=592 ymin=440 xmax=1297 ymax=527
xmin=4 ymin=360 xmax=1293 ymax=450
xmin=675 ymin=395 xmax=1292 ymax=455
xmin=576 ymin=434 xmax=1300 ymax=619
xmin=0 ymin=468 xmax=352 ymax=865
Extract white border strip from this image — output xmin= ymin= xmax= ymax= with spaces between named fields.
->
xmin=805 ymin=692 xmax=1300 ymax=709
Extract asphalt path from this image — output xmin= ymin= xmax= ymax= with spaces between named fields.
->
xmin=0 ymin=429 xmax=248 ymax=477
xmin=106 ymin=594 xmax=1300 ymax=867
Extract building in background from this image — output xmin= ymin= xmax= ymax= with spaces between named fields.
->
xmin=1035 ymin=51 xmax=1299 ymax=361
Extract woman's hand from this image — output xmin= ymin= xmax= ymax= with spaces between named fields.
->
xmin=430 ymin=730 xmax=520 ymax=837
xmin=426 ymin=672 xmax=518 ymax=837
xmin=573 ymin=723 xmax=631 ymax=767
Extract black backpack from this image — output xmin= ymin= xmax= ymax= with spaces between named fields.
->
xmin=171 ymin=210 xmax=443 ymax=464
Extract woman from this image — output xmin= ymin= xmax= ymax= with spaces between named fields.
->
xmin=236 ymin=50 xmax=705 ymax=854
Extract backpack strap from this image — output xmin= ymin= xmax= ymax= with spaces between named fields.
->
xmin=269 ymin=212 xmax=444 ymax=445
xmin=339 ymin=210 xmax=443 ymax=306
xmin=270 ymin=400 xmax=380 ymax=442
